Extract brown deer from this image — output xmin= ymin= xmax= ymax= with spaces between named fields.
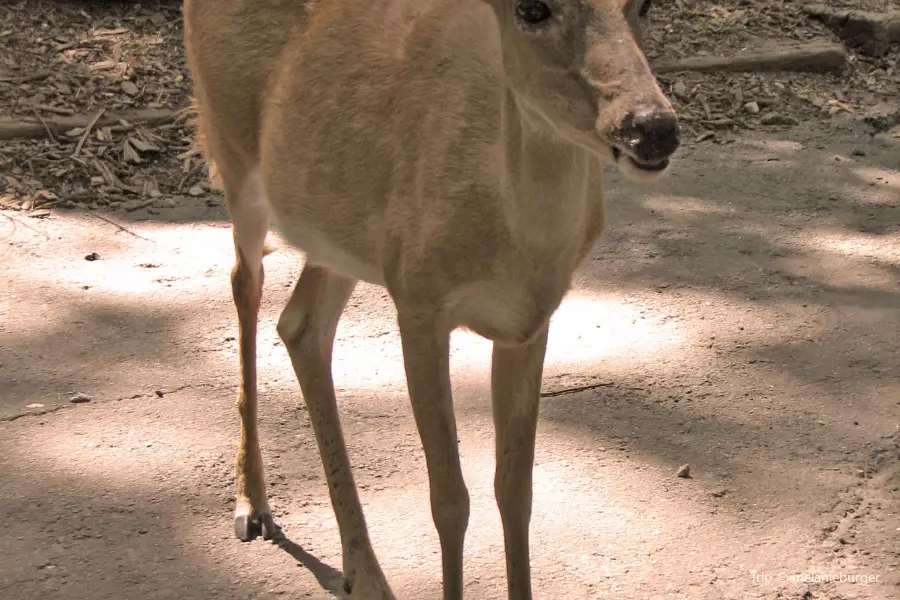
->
xmin=183 ymin=0 xmax=677 ymax=597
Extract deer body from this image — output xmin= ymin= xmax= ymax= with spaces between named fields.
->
xmin=184 ymin=0 xmax=677 ymax=597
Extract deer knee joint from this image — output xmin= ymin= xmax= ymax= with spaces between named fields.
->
xmin=276 ymin=306 xmax=311 ymax=350
xmin=431 ymin=486 xmax=471 ymax=535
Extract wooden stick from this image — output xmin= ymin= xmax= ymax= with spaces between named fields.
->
xmin=73 ymin=109 xmax=105 ymax=156
xmin=0 ymin=70 xmax=51 ymax=84
xmin=652 ymin=41 xmax=847 ymax=74
xmin=803 ymin=4 xmax=900 ymax=57
xmin=0 ymin=108 xmax=183 ymax=141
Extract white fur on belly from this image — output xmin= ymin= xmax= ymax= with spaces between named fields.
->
xmin=275 ymin=218 xmax=385 ymax=285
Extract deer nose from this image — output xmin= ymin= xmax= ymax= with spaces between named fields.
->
xmin=616 ymin=111 xmax=680 ymax=164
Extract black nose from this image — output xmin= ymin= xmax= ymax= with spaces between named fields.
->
xmin=616 ymin=111 xmax=680 ymax=164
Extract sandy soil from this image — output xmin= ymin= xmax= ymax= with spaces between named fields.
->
xmin=1 ymin=2 xmax=899 ymax=600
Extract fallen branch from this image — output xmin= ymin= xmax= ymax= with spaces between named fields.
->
xmin=73 ymin=109 xmax=105 ymax=156
xmin=0 ymin=107 xmax=184 ymax=141
xmin=0 ymin=70 xmax=51 ymax=84
xmin=652 ymin=40 xmax=847 ymax=74
xmin=803 ymin=4 xmax=900 ymax=57
xmin=540 ymin=381 xmax=616 ymax=398
xmin=85 ymin=211 xmax=155 ymax=243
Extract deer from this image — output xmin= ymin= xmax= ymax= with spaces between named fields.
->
xmin=183 ymin=0 xmax=678 ymax=597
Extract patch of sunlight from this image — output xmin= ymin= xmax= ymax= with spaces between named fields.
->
xmin=22 ymin=224 xmax=236 ymax=295
xmin=282 ymin=290 xmax=688 ymax=391
xmin=23 ymin=420 xmax=200 ymax=482
xmin=640 ymin=194 xmax=733 ymax=216
xmin=805 ymin=229 xmax=900 ymax=264
xmin=851 ymin=165 xmax=900 ymax=192
xmin=444 ymin=291 xmax=686 ymax=369
xmin=739 ymin=139 xmax=805 ymax=154
xmin=546 ymin=291 xmax=685 ymax=364
xmin=729 ymin=139 xmax=803 ymax=167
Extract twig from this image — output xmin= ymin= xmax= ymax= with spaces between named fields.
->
xmin=84 ymin=210 xmax=155 ymax=243
xmin=178 ymin=159 xmax=203 ymax=192
xmin=653 ymin=41 xmax=847 ymax=74
xmin=0 ymin=212 xmax=50 ymax=241
xmin=0 ymin=107 xmax=183 ymax=141
xmin=31 ymin=109 xmax=56 ymax=143
xmin=29 ymin=103 xmax=74 ymax=116
xmin=0 ymin=70 xmax=51 ymax=84
xmin=540 ymin=381 xmax=616 ymax=398
xmin=73 ymin=109 xmax=105 ymax=156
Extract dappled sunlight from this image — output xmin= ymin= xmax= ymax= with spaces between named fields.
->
xmin=850 ymin=165 xmax=900 ymax=193
xmin=277 ymin=289 xmax=697 ymax=393
xmin=544 ymin=291 xmax=687 ymax=365
xmin=640 ymin=194 xmax=734 ymax=217
xmin=739 ymin=139 xmax=806 ymax=155
xmin=15 ymin=407 xmax=229 ymax=484
xmin=803 ymin=228 xmax=899 ymax=264
xmin=2 ymin=215 xmax=235 ymax=295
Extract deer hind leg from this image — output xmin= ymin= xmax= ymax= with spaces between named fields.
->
xmin=277 ymin=265 xmax=395 ymax=599
xmin=224 ymin=168 xmax=280 ymax=542
xmin=396 ymin=309 xmax=470 ymax=600
xmin=491 ymin=327 xmax=549 ymax=600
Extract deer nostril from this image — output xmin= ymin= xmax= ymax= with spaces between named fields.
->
xmin=618 ymin=111 xmax=680 ymax=164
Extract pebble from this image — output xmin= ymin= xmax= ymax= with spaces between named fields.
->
xmin=121 ymin=80 xmax=139 ymax=96
xmin=69 ymin=393 xmax=92 ymax=404
xmin=676 ymin=463 xmax=691 ymax=478
xmin=760 ymin=113 xmax=799 ymax=126
xmin=744 ymin=101 xmax=760 ymax=114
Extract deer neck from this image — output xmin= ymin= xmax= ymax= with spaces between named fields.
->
xmin=496 ymin=83 xmax=593 ymax=253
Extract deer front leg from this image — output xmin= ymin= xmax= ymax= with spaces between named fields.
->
xmin=397 ymin=310 xmax=470 ymax=600
xmin=491 ymin=327 xmax=549 ymax=600
xmin=277 ymin=265 xmax=395 ymax=600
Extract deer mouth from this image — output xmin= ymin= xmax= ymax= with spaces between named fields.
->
xmin=611 ymin=146 xmax=669 ymax=173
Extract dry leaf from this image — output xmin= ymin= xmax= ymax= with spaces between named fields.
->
xmin=122 ymin=139 xmax=142 ymax=164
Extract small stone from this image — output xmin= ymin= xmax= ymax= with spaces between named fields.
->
xmin=121 ymin=80 xmax=139 ymax=96
xmin=744 ymin=101 xmax=760 ymax=114
xmin=673 ymin=80 xmax=688 ymax=98
xmin=69 ymin=393 xmax=92 ymax=404
xmin=676 ymin=464 xmax=691 ymax=478
xmin=26 ymin=403 xmax=44 ymax=409
xmin=851 ymin=149 xmax=866 ymax=157
xmin=760 ymin=113 xmax=799 ymax=126
xmin=155 ymin=390 xmax=164 ymax=398
xmin=711 ymin=487 xmax=728 ymax=498
xmin=188 ymin=185 xmax=205 ymax=197
xmin=84 ymin=252 xmax=100 ymax=261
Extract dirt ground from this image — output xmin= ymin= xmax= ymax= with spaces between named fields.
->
xmin=1 ymin=1 xmax=899 ymax=600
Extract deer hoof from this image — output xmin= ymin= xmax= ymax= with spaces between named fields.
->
xmin=261 ymin=513 xmax=284 ymax=541
xmin=234 ymin=514 xmax=262 ymax=541
xmin=234 ymin=512 xmax=283 ymax=542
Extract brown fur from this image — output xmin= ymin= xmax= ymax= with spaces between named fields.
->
xmin=184 ymin=0 xmax=678 ymax=597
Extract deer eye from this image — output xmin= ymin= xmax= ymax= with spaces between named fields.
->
xmin=516 ymin=0 xmax=552 ymax=25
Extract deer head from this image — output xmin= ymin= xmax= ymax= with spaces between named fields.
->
xmin=489 ymin=0 xmax=679 ymax=181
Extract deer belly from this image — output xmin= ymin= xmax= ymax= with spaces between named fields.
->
xmin=275 ymin=219 xmax=385 ymax=286
xmin=445 ymin=281 xmax=563 ymax=345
